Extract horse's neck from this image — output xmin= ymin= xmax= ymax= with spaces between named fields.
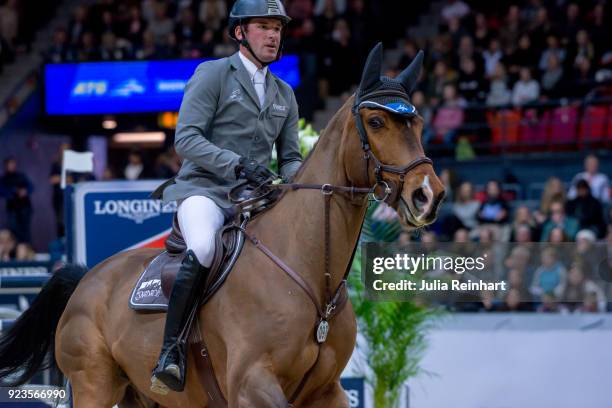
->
xmin=254 ymin=109 xmax=367 ymax=302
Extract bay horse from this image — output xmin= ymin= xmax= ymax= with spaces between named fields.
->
xmin=0 ymin=43 xmax=444 ymax=407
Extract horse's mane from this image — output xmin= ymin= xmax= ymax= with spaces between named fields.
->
xmin=251 ymin=97 xmax=354 ymax=222
xmin=286 ymin=95 xmax=354 ymax=183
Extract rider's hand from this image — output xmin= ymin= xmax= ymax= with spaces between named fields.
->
xmin=235 ymin=157 xmax=275 ymax=185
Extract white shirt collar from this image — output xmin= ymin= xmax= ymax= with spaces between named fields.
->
xmin=238 ymin=50 xmax=268 ymax=81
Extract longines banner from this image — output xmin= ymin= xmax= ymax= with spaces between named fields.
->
xmin=73 ymin=180 xmax=175 ymax=267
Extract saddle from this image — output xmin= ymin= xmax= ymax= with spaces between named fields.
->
xmin=129 ymin=215 xmax=245 ymax=312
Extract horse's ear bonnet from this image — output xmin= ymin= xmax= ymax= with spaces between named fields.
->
xmin=354 ymin=42 xmax=424 ymax=117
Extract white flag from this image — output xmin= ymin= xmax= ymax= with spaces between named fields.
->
xmin=61 ymin=150 xmax=94 ymax=189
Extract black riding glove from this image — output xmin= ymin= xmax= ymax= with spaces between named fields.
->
xmin=235 ymin=157 xmax=275 ymax=185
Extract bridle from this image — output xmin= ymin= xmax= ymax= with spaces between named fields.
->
xmin=352 ymin=89 xmax=433 ymax=204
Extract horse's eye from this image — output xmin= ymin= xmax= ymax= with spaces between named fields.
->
xmin=368 ymin=117 xmax=384 ymax=129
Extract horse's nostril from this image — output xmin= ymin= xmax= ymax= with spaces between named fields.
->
xmin=412 ymin=188 xmax=429 ymax=211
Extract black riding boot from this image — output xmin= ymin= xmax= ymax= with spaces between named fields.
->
xmin=150 ymin=250 xmax=208 ymax=394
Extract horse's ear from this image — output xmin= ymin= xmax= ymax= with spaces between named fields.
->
xmin=397 ymin=50 xmax=424 ymax=93
xmin=358 ymin=42 xmax=383 ymax=93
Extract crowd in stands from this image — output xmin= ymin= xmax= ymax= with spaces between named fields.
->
xmin=392 ymin=0 xmax=612 ymax=150
xmin=0 ymin=0 xmax=62 ymax=73
xmin=38 ymin=0 xmax=612 ymax=148
xmin=376 ymin=153 xmax=611 ymax=313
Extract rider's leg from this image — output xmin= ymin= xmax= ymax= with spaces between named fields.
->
xmin=151 ymin=195 xmax=225 ymax=394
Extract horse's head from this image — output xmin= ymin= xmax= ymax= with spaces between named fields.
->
xmin=342 ymin=43 xmax=445 ymax=229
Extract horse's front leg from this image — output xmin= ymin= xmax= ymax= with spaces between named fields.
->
xmin=228 ymin=361 xmax=289 ymax=408
xmin=300 ymin=382 xmax=350 ymax=408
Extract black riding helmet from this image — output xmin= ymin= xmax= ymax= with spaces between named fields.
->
xmin=228 ymin=0 xmax=291 ymax=66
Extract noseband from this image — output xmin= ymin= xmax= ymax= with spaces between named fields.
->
xmin=352 ymin=94 xmax=433 ymax=204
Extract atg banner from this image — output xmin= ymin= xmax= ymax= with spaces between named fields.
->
xmin=73 ymin=180 xmax=175 ymax=267
xmin=44 ymin=56 xmax=300 ymax=115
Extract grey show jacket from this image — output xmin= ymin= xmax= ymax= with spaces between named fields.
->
xmin=157 ymin=52 xmax=302 ymax=209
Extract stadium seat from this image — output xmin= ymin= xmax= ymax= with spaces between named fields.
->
xmin=579 ymin=105 xmax=608 ymax=145
xmin=487 ymin=109 xmax=521 ymax=152
xmin=549 ymin=106 xmax=578 ymax=147
xmin=520 ymin=108 xmax=549 ymax=150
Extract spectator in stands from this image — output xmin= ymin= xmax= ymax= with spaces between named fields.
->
xmin=512 ymin=67 xmax=540 ymax=106
xmin=14 ymin=242 xmax=36 ymax=261
xmin=485 ymin=62 xmax=512 ymax=107
xmin=76 ymin=31 xmax=101 ymax=61
xmin=100 ymin=32 xmax=127 ymax=60
xmin=588 ymin=3 xmax=606 ymax=60
xmin=568 ymin=154 xmax=610 ymax=204
xmin=499 ymin=5 xmax=522 ymax=53
xmin=457 ymin=57 xmax=485 ymax=102
xmin=213 ymin=31 xmax=237 ymax=58
xmin=566 ymin=180 xmax=606 ymax=238
xmin=0 ymin=157 xmax=33 ymax=244
xmin=455 ymin=35 xmax=484 ymax=76
xmin=537 ymin=292 xmax=567 ymax=313
xmin=574 ymin=229 xmax=604 ymax=274
xmin=174 ymin=8 xmax=202 ymax=48
xmin=148 ymin=2 xmax=175 ymax=46
xmin=449 ymin=181 xmax=480 ymax=232
xmin=154 ymin=148 xmax=181 ymax=179
xmin=535 ymin=177 xmax=566 ymax=223
xmin=47 ymin=27 xmax=74 ymax=63
xmin=540 ymin=200 xmax=579 ymax=241
xmin=527 ymin=7 xmax=553 ymax=51
xmin=539 ymin=35 xmax=566 ymax=71
xmin=569 ymin=30 xmax=595 ymax=69
xmin=540 ymin=53 xmax=566 ymax=99
xmin=134 ymin=29 xmax=157 ymax=60
xmin=198 ymin=0 xmax=227 ymax=33
xmin=530 ymin=246 xmax=567 ymax=299
xmin=67 ymin=5 xmax=90 ymax=46
xmin=0 ymin=0 xmax=18 ymax=61
xmin=568 ymin=56 xmax=595 ymax=98
xmin=426 ymin=60 xmax=457 ymax=106
xmin=124 ymin=149 xmax=148 ymax=181
xmin=326 ymin=19 xmax=358 ymax=96
xmin=482 ymin=38 xmax=504 ymax=79
xmin=0 ymin=229 xmax=16 ymax=261
xmin=440 ymin=0 xmax=470 ymax=24
xmin=497 ymin=288 xmax=533 ymax=312
xmin=198 ymin=28 xmax=216 ymax=58
xmin=506 ymin=268 xmax=532 ymax=301
xmin=471 ymin=13 xmax=489 ymax=52
xmin=121 ymin=6 xmax=147 ymax=48
xmin=432 ymin=83 xmax=466 ymax=144
xmin=505 ymin=34 xmax=539 ymax=78
xmin=411 ymin=90 xmax=434 ymax=145
xmin=49 ymin=142 xmax=71 ymax=237
xmin=477 ymin=180 xmax=509 ymax=224
xmin=510 ymin=205 xmax=539 ymax=241
xmin=562 ymin=259 xmax=606 ymax=312
xmin=560 ymin=3 xmax=582 ymax=47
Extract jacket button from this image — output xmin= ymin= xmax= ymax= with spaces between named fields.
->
xmin=254 ymin=136 xmax=259 ymax=141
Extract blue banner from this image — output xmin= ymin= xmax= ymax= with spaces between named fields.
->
xmin=73 ymin=181 xmax=175 ymax=267
xmin=341 ymin=377 xmax=365 ymax=408
xmin=44 ymin=56 xmax=300 ymax=115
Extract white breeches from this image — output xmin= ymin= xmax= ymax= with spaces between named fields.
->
xmin=177 ymin=195 xmax=226 ymax=268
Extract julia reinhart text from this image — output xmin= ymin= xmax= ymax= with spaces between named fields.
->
xmin=372 ymin=279 xmax=507 ymax=292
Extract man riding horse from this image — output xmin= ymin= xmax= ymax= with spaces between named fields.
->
xmin=150 ymin=0 xmax=302 ymax=394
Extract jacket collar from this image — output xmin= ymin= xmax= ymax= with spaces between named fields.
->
xmin=230 ymin=52 xmax=277 ymax=110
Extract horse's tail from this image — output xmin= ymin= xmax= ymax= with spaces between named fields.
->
xmin=0 ymin=264 xmax=88 ymax=385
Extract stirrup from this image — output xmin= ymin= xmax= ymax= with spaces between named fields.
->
xmin=150 ymin=364 xmax=182 ymax=394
